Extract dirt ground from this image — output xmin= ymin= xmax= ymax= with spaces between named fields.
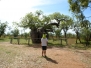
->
xmin=0 ymin=42 xmax=91 ymax=68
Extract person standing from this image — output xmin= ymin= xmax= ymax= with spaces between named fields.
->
xmin=41 ymin=33 xmax=48 ymax=57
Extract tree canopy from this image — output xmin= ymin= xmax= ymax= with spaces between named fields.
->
xmin=68 ymin=0 xmax=91 ymax=21
xmin=0 ymin=21 xmax=7 ymax=37
xmin=20 ymin=10 xmax=52 ymax=30
xmin=68 ymin=0 xmax=91 ymax=13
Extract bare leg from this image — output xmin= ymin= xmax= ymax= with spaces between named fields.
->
xmin=42 ymin=50 xmax=43 ymax=56
xmin=44 ymin=50 xmax=46 ymax=56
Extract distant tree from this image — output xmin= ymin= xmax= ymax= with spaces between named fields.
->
xmin=55 ymin=28 xmax=62 ymax=39
xmin=0 ymin=21 xmax=7 ymax=37
xmin=49 ymin=12 xmax=74 ymax=38
xmin=67 ymin=33 xmax=75 ymax=38
xmin=80 ymin=27 xmax=91 ymax=46
xmin=23 ymin=32 xmax=29 ymax=39
xmin=72 ymin=15 xmax=82 ymax=43
xmin=59 ymin=15 xmax=74 ymax=38
xmin=74 ymin=22 xmax=81 ymax=43
xmin=11 ymin=29 xmax=19 ymax=37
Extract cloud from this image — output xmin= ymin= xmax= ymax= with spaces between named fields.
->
xmin=0 ymin=0 xmax=41 ymax=22
xmin=0 ymin=0 xmax=64 ymax=24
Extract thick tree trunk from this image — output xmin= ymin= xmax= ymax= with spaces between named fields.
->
xmin=30 ymin=28 xmax=42 ymax=43
xmin=30 ymin=27 xmax=49 ymax=43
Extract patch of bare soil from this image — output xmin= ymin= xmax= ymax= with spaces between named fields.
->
xmin=0 ymin=42 xmax=91 ymax=68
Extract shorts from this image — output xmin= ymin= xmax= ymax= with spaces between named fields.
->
xmin=42 ymin=46 xmax=47 ymax=50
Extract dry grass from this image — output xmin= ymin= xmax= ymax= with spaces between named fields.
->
xmin=0 ymin=42 xmax=91 ymax=68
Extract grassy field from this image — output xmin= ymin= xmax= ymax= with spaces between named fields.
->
xmin=0 ymin=37 xmax=91 ymax=50
xmin=0 ymin=38 xmax=10 ymax=42
xmin=0 ymin=44 xmax=20 ymax=68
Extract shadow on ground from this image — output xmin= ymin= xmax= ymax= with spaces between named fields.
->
xmin=44 ymin=56 xmax=58 ymax=64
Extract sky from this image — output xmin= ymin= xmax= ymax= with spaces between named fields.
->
xmin=0 ymin=0 xmax=70 ymax=23
xmin=0 ymin=0 xmax=91 ymax=34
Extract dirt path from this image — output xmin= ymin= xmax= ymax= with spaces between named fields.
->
xmin=0 ymin=42 xmax=91 ymax=68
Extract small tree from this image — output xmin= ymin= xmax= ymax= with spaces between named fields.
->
xmin=80 ymin=28 xmax=91 ymax=46
xmin=0 ymin=21 xmax=7 ymax=37
xmin=55 ymin=28 xmax=62 ymax=39
xmin=60 ymin=16 xmax=74 ymax=38
xmin=11 ymin=29 xmax=19 ymax=37
xmin=49 ymin=12 xmax=74 ymax=38
xmin=73 ymin=21 xmax=81 ymax=43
